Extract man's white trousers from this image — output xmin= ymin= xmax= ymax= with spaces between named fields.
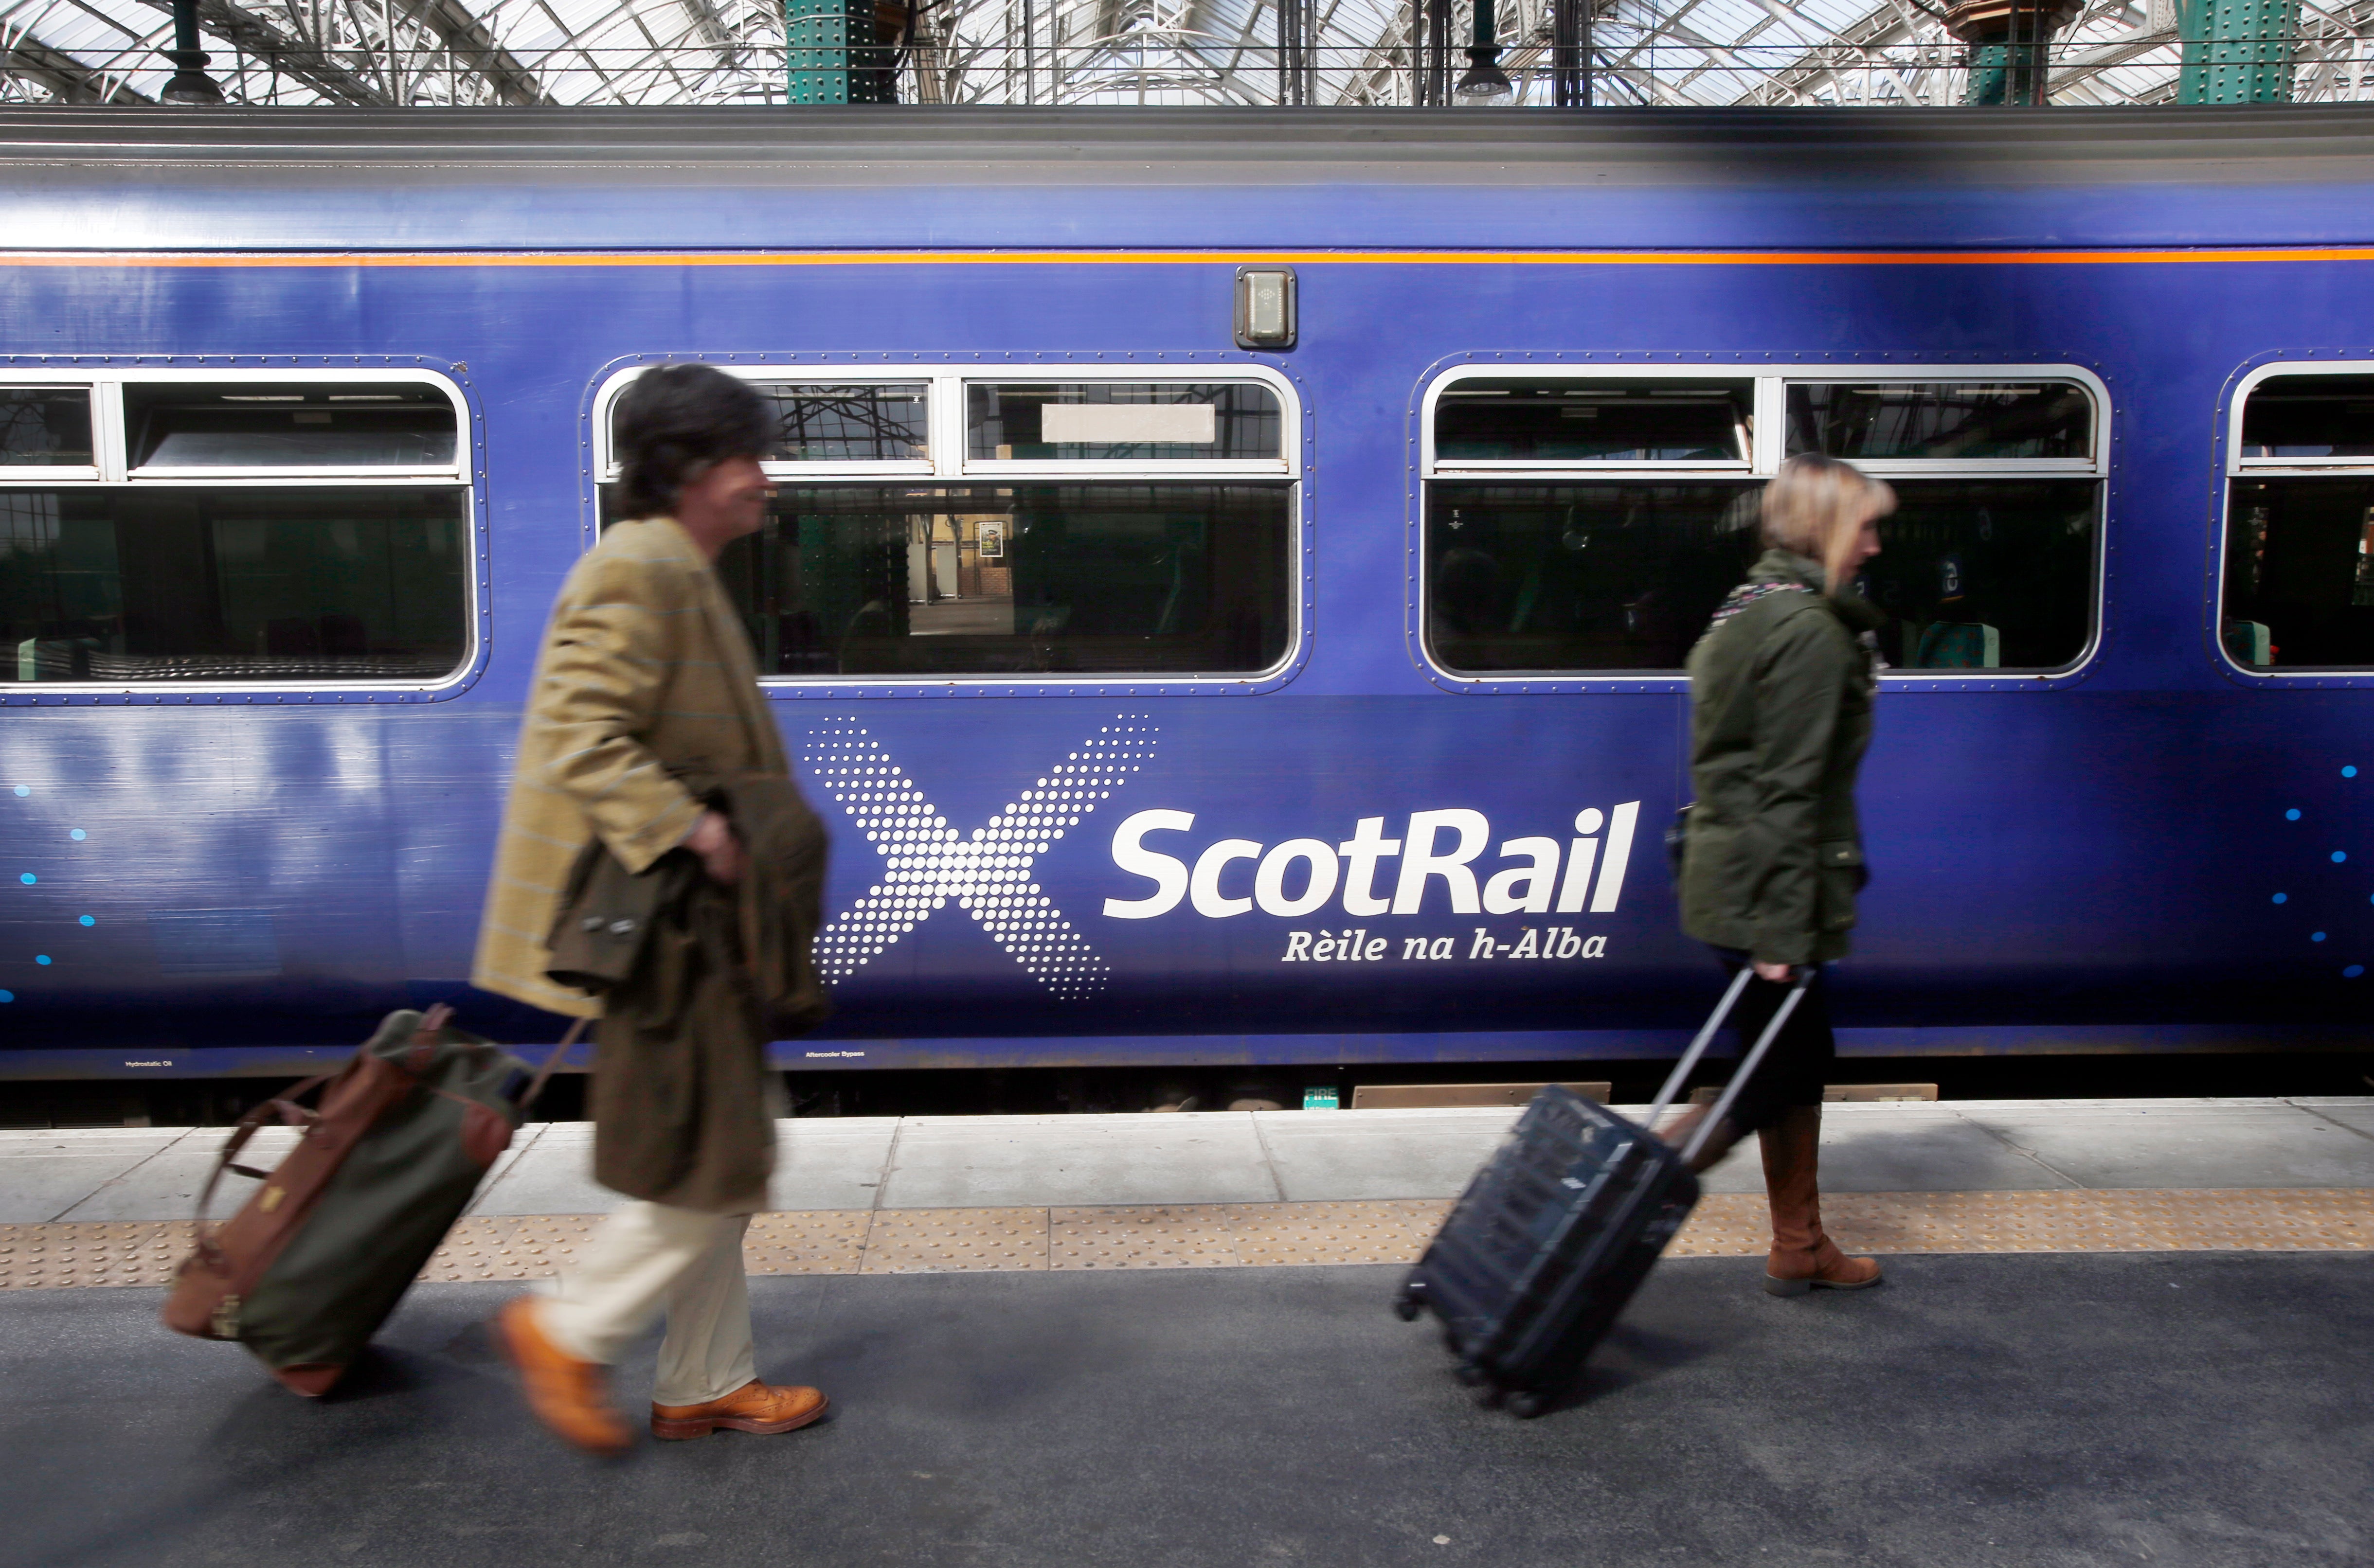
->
xmin=537 ymin=1200 xmax=755 ymax=1407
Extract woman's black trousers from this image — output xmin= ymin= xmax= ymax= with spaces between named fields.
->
xmin=1703 ymin=947 xmax=1835 ymax=1134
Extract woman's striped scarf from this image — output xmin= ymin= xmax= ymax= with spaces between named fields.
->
xmin=1705 ymin=579 xmax=1811 ymax=636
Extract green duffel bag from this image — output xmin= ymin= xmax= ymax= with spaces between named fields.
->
xmin=162 ymin=1005 xmax=577 ymax=1396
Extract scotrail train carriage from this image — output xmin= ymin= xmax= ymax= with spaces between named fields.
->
xmin=0 ymin=106 xmax=2370 ymax=1080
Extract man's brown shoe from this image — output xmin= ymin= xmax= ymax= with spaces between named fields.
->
xmin=651 ymin=1380 xmax=829 ymax=1441
xmin=493 ymin=1297 xmax=631 ymax=1456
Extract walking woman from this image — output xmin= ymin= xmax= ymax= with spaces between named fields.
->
xmin=1662 ymin=453 xmax=1892 ymax=1297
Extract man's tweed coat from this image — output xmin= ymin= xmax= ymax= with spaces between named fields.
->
xmin=472 ymin=517 xmax=789 ymax=1019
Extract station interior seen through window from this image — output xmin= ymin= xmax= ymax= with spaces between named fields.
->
xmin=603 ymin=375 xmax=1295 ymax=679
xmin=602 ymin=481 xmax=1294 ymax=678
xmin=0 ymin=388 xmax=93 ymax=467
xmin=1425 ymin=375 xmax=2102 ymax=676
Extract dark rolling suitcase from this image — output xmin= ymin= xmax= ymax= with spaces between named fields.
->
xmin=1393 ymin=966 xmax=1813 ymax=1418
xmin=162 ymin=1006 xmax=578 ymax=1396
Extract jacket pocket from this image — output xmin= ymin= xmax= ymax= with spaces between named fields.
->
xmin=1817 ymin=840 xmax=1865 ymax=932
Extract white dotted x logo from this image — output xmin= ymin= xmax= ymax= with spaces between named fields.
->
xmin=804 ymin=716 xmax=1160 ymax=999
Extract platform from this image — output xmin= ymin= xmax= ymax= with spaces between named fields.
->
xmin=4 ymin=1098 xmax=2374 ymax=1286
xmin=1 ymin=1097 xmax=2371 ymax=1566
xmin=4 ymin=1255 xmax=2371 ymax=1567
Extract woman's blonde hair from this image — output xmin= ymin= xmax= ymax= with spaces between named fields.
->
xmin=1759 ymin=454 xmax=1895 ymax=595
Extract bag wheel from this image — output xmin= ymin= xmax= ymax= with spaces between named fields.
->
xmin=1392 ymin=1294 xmax=1421 ymax=1322
xmin=1505 ymin=1390 xmax=1547 ymax=1420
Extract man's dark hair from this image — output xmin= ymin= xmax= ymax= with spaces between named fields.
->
xmin=613 ymin=363 xmax=772 ymax=519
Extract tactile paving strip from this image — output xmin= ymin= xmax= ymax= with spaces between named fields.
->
xmin=745 ymin=1210 xmax=874 ymax=1275
xmin=1223 ymin=1200 xmax=1453 ymax=1266
xmin=4 ymin=1191 xmax=2372 ymax=1288
xmin=420 ymin=1215 xmax=598 ymax=1282
xmin=0 ymin=1221 xmax=189 ymax=1288
xmin=861 ymin=1207 xmax=1049 ymax=1273
xmin=1050 ymin=1205 xmax=1239 ymax=1269
xmin=1663 ymin=1195 xmax=1773 ymax=1257
xmin=1828 ymin=1189 xmax=2374 ymax=1254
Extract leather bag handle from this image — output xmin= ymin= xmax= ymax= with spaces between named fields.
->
xmin=188 ymin=1010 xmax=588 ymax=1267
xmin=190 ymin=1068 xmax=337 ymax=1269
xmin=191 ymin=1004 xmax=445 ymax=1258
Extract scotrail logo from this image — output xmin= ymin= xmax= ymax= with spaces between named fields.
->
xmin=1101 ymin=803 xmax=1640 ymax=923
xmin=803 ymin=713 xmax=1639 ymax=999
xmin=1103 ymin=802 xmax=1640 ymax=964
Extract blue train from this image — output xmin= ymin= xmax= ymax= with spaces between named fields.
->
xmin=1 ymin=105 xmax=2370 ymax=1081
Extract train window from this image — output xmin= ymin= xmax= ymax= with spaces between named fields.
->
xmin=966 ymin=383 xmax=1283 ymax=463
xmin=599 ymin=481 xmax=1293 ymax=677
xmin=1786 ymin=381 xmax=2092 ymax=462
xmin=1434 ymin=379 xmax=1751 ymax=464
xmin=755 ymin=383 xmax=929 ymax=463
xmin=0 ymin=487 xmax=468 ymax=682
xmin=2221 ymin=373 xmax=2374 ymax=669
xmin=2236 ymin=374 xmax=2374 ymax=459
xmin=1 ymin=389 xmax=94 ymax=468
xmin=1423 ymin=368 xmax=2104 ymax=677
xmin=0 ymin=371 xmax=473 ymax=687
xmin=125 ymin=383 xmax=458 ymax=472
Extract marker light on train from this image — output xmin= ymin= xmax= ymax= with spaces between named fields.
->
xmin=1234 ymin=267 xmax=1297 ymax=351
xmin=1104 ymin=803 xmax=1639 ymax=921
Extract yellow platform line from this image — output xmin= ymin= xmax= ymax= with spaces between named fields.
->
xmin=3 ymin=1191 xmax=2369 ymax=1289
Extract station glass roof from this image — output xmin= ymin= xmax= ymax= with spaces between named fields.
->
xmin=0 ymin=0 xmax=2369 ymax=109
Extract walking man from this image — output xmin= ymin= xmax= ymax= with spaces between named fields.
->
xmin=473 ymin=363 xmax=828 ymax=1454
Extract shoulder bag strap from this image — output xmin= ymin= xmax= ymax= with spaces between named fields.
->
xmin=190 ymin=1068 xmax=337 ymax=1269
xmin=519 ymin=1017 xmax=590 ymax=1113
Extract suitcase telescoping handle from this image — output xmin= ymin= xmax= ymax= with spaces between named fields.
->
xmin=1645 ymin=966 xmax=1817 ymax=1168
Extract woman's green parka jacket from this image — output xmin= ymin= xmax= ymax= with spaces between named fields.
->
xmin=1679 ymin=549 xmax=1880 ymax=969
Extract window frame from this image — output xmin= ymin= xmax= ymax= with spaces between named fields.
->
xmin=586 ymin=356 xmax=1308 ymax=695
xmin=1778 ymin=376 xmax=2104 ymax=477
xmin=119 ymin=372 xmax=468 ymax=484
xmin=0 ymin=361 xmax=482 ymax=701
xmin=1423 ymin=366 xmax=1758 ymax=477
xmin=593 ymin=363 xmax=1299 ymax=485
xmin=2228 ymin=361 xmax=2374 ymax=473
xmin=1412 ymin=359 xmax=2111 ymax=693
xmin=2214 ymin=358 xmax=2374 ymax=683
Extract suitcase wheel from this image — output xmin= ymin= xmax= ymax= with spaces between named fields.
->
xmin=1392 ymin=1293 xmax=1421 ymax=1323
xmin=1452 ymin=1361 xmax=1487 ymax=1388
xmin=1505 ymin=1390 xmax=1547 ymax=1421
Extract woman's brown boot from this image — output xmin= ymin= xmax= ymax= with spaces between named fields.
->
xmin=1757 ymin=1105 xmax=1881 ymax=1296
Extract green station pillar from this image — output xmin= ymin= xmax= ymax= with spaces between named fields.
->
xmin=787 ymin=0 xmax=894 ymax=104
xmin=2176 ymin=0 xmax=2299 ymax=103
xmin=1963 ymin=42 xmax=2042 ymax=104
xmin=1946 ymin=0 xmax=2080 ymax=105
